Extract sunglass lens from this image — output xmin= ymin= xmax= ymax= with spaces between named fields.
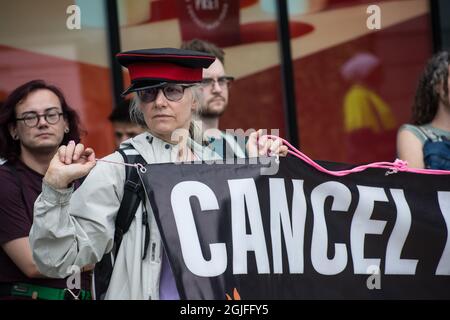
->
xmin=138 ymin=88 xmax=158 ymax=102
xmin=164 ymin=85 xmax=184 ymax=101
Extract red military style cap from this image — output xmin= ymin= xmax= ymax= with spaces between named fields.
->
xmin=116 ymin=48 xmax=216 ymax=95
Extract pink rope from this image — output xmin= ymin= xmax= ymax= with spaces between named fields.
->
xmin=265 ymin=135 xmax=450 ymax=176
xmin=94 ymin=136 xmax=450 ymax=176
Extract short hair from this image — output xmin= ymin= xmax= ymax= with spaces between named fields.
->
xmin=181 ymin=39 xmax=225 ymax=65
xmin=109 ymin=99 xmax=133 ymax=123
xmin=0 ymin=80 xmax=83 ymax=162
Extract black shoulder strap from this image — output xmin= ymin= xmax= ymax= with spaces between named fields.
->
xmin=93 ymin=147 xmax=149 ymax=299
xmin=113 ymin=147 xmax=147 ymax=256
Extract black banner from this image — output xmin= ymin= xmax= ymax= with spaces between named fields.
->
xmin=141 ymin=157 xmax=450 ymax=299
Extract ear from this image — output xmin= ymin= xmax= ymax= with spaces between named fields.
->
xmin=191 ymin=97 xmax=199 ymax=112
xmin=191 ymin=89 xmax=199 ymax=112
xmin=63 ymin=117 xmax=69 ymax=132
xmin=8 ymin=123 xmax=18 ymax=140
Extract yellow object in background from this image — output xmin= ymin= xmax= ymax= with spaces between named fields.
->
xmin=344 ymin=84 xmax=396 ymax=133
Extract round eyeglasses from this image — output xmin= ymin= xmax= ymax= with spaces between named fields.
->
xmin=137 ymin=84 xmax=192 ymax=103
xmin=201 ymin=76 xmax=234 ymax=88
xmin=16 ymin=110 xmax=64 ymax=128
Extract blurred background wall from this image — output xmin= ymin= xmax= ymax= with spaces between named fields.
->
xmin=1 ymin=0 xmax=448 ymax=162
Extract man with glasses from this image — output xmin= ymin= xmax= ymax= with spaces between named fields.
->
xmin=0 ymin=80 xmax=92 ymax=300
xmin=181 ymin=39 xmax=246 ymax=158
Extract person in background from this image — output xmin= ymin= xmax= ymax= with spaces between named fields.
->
xmin=397 ymin=51 xmax=450 ymax=169
xmin=0 ymin=80 xmax=92 ymax=300
xmin=341 ymin=52 xmax=397 ymax=164
xmin=108 ymin=98 xmax=146 ymax=149
xmin=181 ymin=39 xmax=246 ymax=158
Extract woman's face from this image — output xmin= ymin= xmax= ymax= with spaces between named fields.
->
xmin=140 ymin=85 xmax=196 ymax=142
xmin=438 ymin=65 xmax=450 ymax=109
xmin=447 ymin=65 xmax=450 ymax=106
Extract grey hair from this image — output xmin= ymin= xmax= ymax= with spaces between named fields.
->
xmin=129 ymin=96 xmax=147 ymax=127
xmin=129 ymin=85 xmax=206 ymax=144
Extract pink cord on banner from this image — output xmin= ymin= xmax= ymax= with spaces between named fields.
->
xmin=264 ymin=135 xmax=450 ymax=176
xmin=94 ymin=136 xmax=450 ymax=176
xmin=95 ymin=158 xmax=147 ymax=173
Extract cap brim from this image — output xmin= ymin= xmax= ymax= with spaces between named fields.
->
xmin=121 ymin=82 xmax=168 ymax=96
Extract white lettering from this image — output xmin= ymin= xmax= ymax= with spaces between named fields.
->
xmin=436 ymin=191 xmax=450 ymax=275
xmin=195 ymin=0 xmax=219 ymax=10
xmin=171 ymin=181 xmax=226 ymax=276
xmin=229 ymin=179 xmax=270 ymax=274
xmin=385 ymin=189 xmax=418 ymax=274
xmin=270 ymin=179 xmax=307 ymax=273
xmin=351 ymin=186 xmax=387 ymax=274
xmin=311 ymin=182 xmax=351 ymax=275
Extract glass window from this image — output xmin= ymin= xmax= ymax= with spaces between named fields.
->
xmin=0 ymin=0 xmax=115 ymax=156
xmin=290 ymin=0 xmax=433 ymax=164
xmin=118 ymin=0 xmax=286 ymax=137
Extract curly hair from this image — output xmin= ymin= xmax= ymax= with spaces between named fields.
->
xmin=412 ymin=51 xmax=449 ymax=125
xmin=0 ymin=80 xmax=83 ymax=162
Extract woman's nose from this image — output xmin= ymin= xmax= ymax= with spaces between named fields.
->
xmin=154 ymin=89 xmax=167 ymax=107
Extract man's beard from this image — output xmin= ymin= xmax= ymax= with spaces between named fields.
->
xmin=200 ymin=97 xmax=227 ymax=118
xmin=200 ymin=107 xmax=226 ymax=118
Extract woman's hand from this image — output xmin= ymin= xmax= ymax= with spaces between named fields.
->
xmin=247 ymin=129 xmax=288 ymax=157
xmin=44 ymin=140 xmax=96 ymax=189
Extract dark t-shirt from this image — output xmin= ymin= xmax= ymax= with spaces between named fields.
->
xmin=0 ymin=160 xmax=90 ymax=290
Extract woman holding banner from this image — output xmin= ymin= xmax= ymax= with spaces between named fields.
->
xmin=29 ymin=48 xmax=287 ymax=300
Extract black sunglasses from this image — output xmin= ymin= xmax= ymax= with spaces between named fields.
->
xmin=137 ymin=84 xmax=192 ymax=103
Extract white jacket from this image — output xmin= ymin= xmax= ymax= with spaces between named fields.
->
xmin=29 ymin=132 xmax=220 ymax=299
